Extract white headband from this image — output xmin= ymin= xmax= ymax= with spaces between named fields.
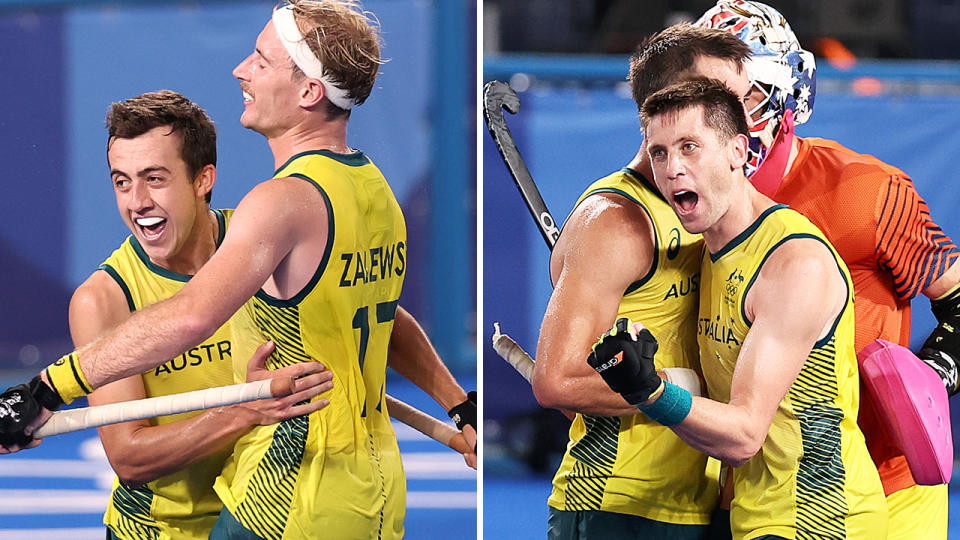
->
xmin=272 ymin=3 xmax=356 ymax=110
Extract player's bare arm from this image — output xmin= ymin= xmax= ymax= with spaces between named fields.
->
xmin=72 ymin=268 xmax=333 ymax=486
xmin=592 ymin=239 xmax=845 ymax=465
xmin=532 ymin=192 xmax=655 ymax=417
xmin=671 ymin=239 xmax=845 ymax=464
xmin=387 ymin=305 xmax=477 ymax=463
xmin=46 ymin=176 xmax=322 ymax=399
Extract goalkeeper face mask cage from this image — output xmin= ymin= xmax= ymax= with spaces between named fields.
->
xmin=695 ymin=0 xmax=816 ymax=177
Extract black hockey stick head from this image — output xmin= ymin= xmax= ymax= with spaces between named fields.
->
xmin=481 ymin=80 xmax=560 ymax=249
xmin=483 ymin=80 xmax=520 ymax=120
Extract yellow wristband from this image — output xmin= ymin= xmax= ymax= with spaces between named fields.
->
xmin=44 ymin=352 xmax=92 ymax=405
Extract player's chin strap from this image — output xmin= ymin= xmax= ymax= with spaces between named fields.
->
xmin=918 ymin=282 xmax=960 ymax=395
xmin=447 ymin=391 xmax=477 ymax=433
xmin=748 ymin=109 xmax=795 ymax=197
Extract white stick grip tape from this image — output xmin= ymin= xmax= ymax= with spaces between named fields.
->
xmin=385 ymin=394 xmax=470 ymax=454
xmin=492 ymin=322 xmax=535 ymax=382
xmin=35 ymin=378 xmax=289 ymax=438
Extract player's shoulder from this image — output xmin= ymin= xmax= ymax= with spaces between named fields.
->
xmin=801 ymin=137 xmax=909 ymax=181
xmin=555 ymin=193 xmax=654 ymax=271
xmin=756 ymin=234 xmax=842 ymax=300
xmin=70 ymin=267 xmax=130 ymax=318
xmin=564 ymin=188 xmax=652 ymax=242
xmin=236 ymin=176 xmax=323 ymax=215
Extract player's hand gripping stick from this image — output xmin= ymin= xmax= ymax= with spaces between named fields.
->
xmin=587 ymin=318 xmax=663 ymax=405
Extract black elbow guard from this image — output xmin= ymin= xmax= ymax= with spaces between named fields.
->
xmin=918 ymin=288 xmax=960 ymax=396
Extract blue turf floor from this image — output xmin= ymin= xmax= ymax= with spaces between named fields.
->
xmin=0 ymin=374 xmax=476 ymax=539
xmin=484 ymin=469 xmax=960 ymax=539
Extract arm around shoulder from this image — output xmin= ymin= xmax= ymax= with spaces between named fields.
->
xmin=532 ymin=194 xmax=655 ymax=416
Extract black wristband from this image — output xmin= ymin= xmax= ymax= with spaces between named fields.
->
xmin=447 ymin=391 xmax=477 ymax=431
xmin=27 ymin=376 xmax=64 ymax=412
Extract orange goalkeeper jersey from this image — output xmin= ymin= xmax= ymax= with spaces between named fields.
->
xmin=771 ymin=136 xmax=959 ymax=495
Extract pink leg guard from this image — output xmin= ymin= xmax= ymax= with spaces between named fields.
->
xmin=858 ymin=339 xmax=953 ymax=485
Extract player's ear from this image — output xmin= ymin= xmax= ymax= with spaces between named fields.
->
xmin=729 ymin=133 xmax=749 ymax=170
xmin=194 ymin=164 xmax=216 ymax=200
xmin=299 ymin=78 xmax=325 ymax=109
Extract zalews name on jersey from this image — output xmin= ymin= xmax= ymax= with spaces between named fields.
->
xmin=339 ymin=241 xmax=406 ymax=287
xmin=154 ymin=340 xmax=232 ymax=376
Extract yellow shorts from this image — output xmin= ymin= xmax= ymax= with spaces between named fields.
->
xmin=886 ymin=483 xmax=947 ymax=540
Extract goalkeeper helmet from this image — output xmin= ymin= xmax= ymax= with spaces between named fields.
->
xmin=695 ymin=0 xmax=815 ymax=175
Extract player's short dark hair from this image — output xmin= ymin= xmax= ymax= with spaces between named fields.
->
xmin=640 ymin=77 xmax=750 ymax=141
xmin=106 ymin=90 xmax=217 ymax=203
xmin=628 ymin=24 xmax=751 ymax=112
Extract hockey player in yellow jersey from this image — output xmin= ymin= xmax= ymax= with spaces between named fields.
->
xmin=1 ymin=2 xmax=478 ymax=538
xmin=532 ymin=26 xmax=751 ymax=539
xmin=590 ymin=78 xmax=887 ymax=539
xmin=69 ymin=90 xmax=333 ymax=539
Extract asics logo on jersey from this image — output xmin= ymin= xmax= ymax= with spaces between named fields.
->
xmin=666 ymin=228 xmax=682 ymax=260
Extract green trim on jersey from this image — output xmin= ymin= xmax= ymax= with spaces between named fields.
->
xmin=793 ymin=335 xmax=847 ymax=537
xmin=110 ymin=483 xmax=160 ymax=540
xmin=550 ymin=168 xmax=712 ymax=525
xmin=571 ymin=185 xmax=660 ymax=295
xmin=698 ymin=205 xmax=884 ymax=538
xmin=739 ymin=233 xmax=851 ymax=350
xmin=621 ymin=168 xmax=667 ymax=204
xmin=233 ymin=416 xmax=309 ymax=540
xmin=254 ymin=174 xmax=335 ymax=308
xmin=99 ymin=264 xmax=135 ymax=312
xmin=128 ymin=208 xmax=229 ymax=283
xmin=250 ymin=299 xmax=313 ymax=368
xmin=564 ymin=415 xmax=620 ymax=510
xmin=709 ymin=204 xmax=788 ymax=262
xmin=274 ymin=150 xmax=370 ymax=175
xmin=97 ymin=208 xmax=235 ymax=540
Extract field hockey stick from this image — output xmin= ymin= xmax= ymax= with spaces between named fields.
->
xmin=493 ymin=321 xmax=702 ymax=397
xmin=484 ymin=82 xmax=705 ymax=399
xmin=35 ymin=377 xmax=294 ymax=438
xmin=483 ymin=80 xmax=559 ymax=383
xmin=386 ymin=394 xmax=473 ymax=455
xmin=34 ymin=380 xmax=472 ymax=457
xmin=483 ymin=80 xmax=561 ymax=249
xmin=491 ymin=322 xmax=535 ymax=382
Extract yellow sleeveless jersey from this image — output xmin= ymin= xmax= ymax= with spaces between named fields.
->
xmin=213 ymin=151 xmax=407 ymax=540
xmin=548 ymin=168 xmax=718 ymax=524
xmin=699 ymin=204 xmax=886 ymax=540
xmin=98 ymin=209 xmax=235 ymax=540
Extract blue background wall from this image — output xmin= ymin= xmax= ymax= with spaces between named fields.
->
xmin=483 ymin=58 xmax=960 ymax=419
xmin=0 ymin=0 xmax=476 ymax=373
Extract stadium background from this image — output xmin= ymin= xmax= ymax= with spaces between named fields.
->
xmin=0 ymin=0 xmax=477 ymax=537
xmin=483 ymin=0 xmax=960 ymax=537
